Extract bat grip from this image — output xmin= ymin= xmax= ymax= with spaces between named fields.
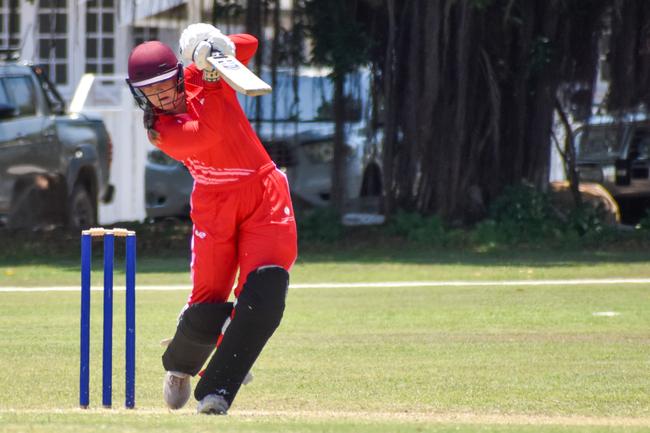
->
xmin=203 ymin=69 xmax=221 ymax=82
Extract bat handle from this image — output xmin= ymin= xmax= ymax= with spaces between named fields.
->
xmin=210 ymin=49 xmax=227 ymax=60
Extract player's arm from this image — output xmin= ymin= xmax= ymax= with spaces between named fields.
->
xmin=228 ymin=33 xmax=258 ymax=66
xmin=153 ymin=93 xmax=224 ymax=160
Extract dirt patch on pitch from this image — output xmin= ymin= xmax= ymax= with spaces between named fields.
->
xmin=2 ymin=408 xmax=649 ymax=426
xmin=232 ymin=409 xmax=650 ymax=426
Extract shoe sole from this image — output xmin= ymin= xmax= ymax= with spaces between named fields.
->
xmin=202 ymin=408 xmax=227 ymax=415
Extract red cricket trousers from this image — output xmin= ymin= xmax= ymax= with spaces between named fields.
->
xmin=187 ymin=166 xmax=297 ymax=304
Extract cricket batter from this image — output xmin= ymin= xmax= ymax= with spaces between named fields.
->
xmin=126 ymin=24 xmax=297 ymax=414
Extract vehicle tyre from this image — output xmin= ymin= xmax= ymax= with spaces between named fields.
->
xmin=67 ymin=184 xmax=96 ymax=230
xmin=359 ymin=165 xmax=383 ymax=213
xmin=360 ymin=165 xmax=382 ymax=197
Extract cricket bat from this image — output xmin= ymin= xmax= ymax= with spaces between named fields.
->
xmin=207 ymin=50 xmax=272 ymax=97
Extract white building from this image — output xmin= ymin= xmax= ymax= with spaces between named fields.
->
xmin=5 ymin=0 xmax=292 ymax=98
xmin=8 ymin=0 xmax=202 ymax=100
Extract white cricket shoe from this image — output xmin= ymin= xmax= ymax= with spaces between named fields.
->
xmin=163 ymin=371 xmax=191 ymax=410
xmin=197 ymin=394 xmax=229 ymax=415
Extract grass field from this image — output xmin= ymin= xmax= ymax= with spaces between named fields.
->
xmin=1 ymin=247 xmax=650 ymax=432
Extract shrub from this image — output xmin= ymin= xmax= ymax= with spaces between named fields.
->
xmin=485 ymin=184 xmax=563 ymax=244
xmin=296 ymin=207 xmax=344 ymax=243
xmin=636 ymin=208 xmax=650 ymax=231
xmin=387 ymin=210 xmax=448 ymax=245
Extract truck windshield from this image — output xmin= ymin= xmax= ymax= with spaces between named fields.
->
xmin=628 ymin=128 xmax=650 ymax=160
xmin=575 ymin=127 xmax=623 ymax=160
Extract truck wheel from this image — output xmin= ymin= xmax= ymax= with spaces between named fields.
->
xmin=359 ymin=165 xmax=383 ymax=213
xmin=67 ymin=184 xmax=96 ymax=230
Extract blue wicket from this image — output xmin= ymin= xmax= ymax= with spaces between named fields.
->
xmin=79 ymin=233 xmax=92 ymax=409
xmin=79 ymin=227 xmax=136 ymax=409
xmin=125 ymin=234 xmax=136 ymax=409
xmin=102 ymin=233 xmax=114 ymax=408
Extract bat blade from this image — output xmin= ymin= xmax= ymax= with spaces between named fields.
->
xmin=207 ymin=51 xmax=272 ymax=96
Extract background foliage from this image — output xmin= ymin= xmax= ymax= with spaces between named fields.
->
xmin=234 ymin=1 xmax=650 ymax=226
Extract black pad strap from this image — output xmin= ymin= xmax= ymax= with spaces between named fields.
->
xmin=162 ymin=302 xmax=233 ymax=376
xmin=179 ymin=302 xmax=233 ymax=344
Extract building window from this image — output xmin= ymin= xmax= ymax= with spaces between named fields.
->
xmin=133 ymin=27 xmax=159 ymax=46
xmin=37 ymin=0 xmax=68 ymax=85
xmin=0 ymin=0 xmax=19 ymax=55
xmin=86 ymin=0 xmax=116 ymax=74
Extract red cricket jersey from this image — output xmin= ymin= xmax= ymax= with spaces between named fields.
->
xmin=153 ymin=34 xmax=273 ymax=187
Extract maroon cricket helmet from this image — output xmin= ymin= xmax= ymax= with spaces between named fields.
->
xmin=126 ymin=41 xmax=185 ymax=112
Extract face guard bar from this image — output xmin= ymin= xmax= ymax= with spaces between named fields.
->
xmin=126 ymin=63 xmax=185 ymax=113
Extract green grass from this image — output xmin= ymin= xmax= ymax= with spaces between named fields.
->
xmin=3 ymin=249 xmax=650 ymax=286
xmin=1 ymin=246 xmax=650 ymax=432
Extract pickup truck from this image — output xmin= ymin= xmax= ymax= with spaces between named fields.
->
xmin=0 ymin=62 xmax=114 ymax=230
xmin=575 ymin=114 xmax=650 ymax=223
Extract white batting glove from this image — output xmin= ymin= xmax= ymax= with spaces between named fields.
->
xmin=179 ymin=23 xmax=235 ymax=68
xmin=192 ymin=40 xmax=215 ymax=71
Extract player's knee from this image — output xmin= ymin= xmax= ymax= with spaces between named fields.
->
xmin=238 ymin=266 xmax=289 ymax=327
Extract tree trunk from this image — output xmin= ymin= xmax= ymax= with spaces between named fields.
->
xmin=394 ymin=1 xmax=598 ymax=221
xmin=554 ymin=97 xmax=582 ymax=207
xmin=381 ymin=0 xmax=398 ymax=216
xmin=246 ymin=0 xmax=263 ymax=123
xmin=331 ymin=75 xmax=346 ymax=213
xmin=270 ymin=0 xmax=280 ymax=138
xmin=290 ymin=0 xmax=304 ymax=123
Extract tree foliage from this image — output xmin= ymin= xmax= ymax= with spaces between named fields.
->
xmin=304 ymin=0 xmax=370 ymax=78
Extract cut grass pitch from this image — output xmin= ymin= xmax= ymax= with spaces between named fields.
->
xmin=1 ymin=255 xmax=650 ymax=433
